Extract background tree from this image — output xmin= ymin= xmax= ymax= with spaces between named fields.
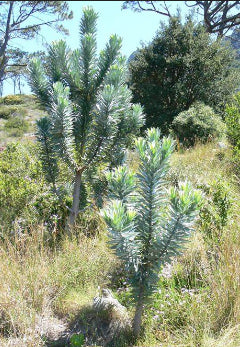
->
xmin=128 ymin=17 xmax=238 ymax=132
xmin=122 ymin=1 xmax=174 ymax=17
xmin=29 ymin=7 xmax=145 ymax=227
xmin=0 ymin=1 xmax=73 ymax=84
xmin=103 ymin=128 xmax=202 ymax=336
xmin=225 ymin=27 xmax=240 ymax=60
xmin=4 ymin=48 xmax=28 ymax=94
xmin=1 ymin=49 xmax=47 ymax=95
xmin=185 ymin=1 xmax=240 ymax=37
xmin=122 ymin=1 xmax=240 ymax=37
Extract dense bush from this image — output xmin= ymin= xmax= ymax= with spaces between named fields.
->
xmin=225 ymin=92 xmax=240 ymax=154
xmin=0 ymin=105 xmax=27 ymax=119
xmin=0 ymin=105 xmax=18 ymax=119
xmin=2 ymin=95 xmax=24 ymax=105
xmin=0 ymin=141 xmax=90 ymax=236
xmin=0 ymin=143 xmax=44 ymax=231
xmin=4 ymin=116 xmax=29 ymax=136
xmin=0 ymin=143 xmax=72 ymax=235
xmin=172 ymin=102 xmax=226 ymax=146
xmin=199 ymin=180 xmax=232 ymax=244
xmin=129 ymin=18 xmax=238 ymax=132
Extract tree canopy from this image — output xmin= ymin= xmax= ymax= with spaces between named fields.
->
xmin=123 ymin=1 xmax=240 ymax=37
xmin=128 ymin=17 xmax=239 ymax=132
xmin=0 ymin=1 xmax=73 ymax=86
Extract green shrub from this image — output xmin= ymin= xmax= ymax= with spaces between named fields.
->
xmin=224 ymin=92 xmax=240 ymax=177
xmin=3 ymin=94 xmax=24 ymax=105
xmin=0 ymin=143 xmax=44 ymax=232
xmin=199 ymin=180 xmax=232 ymax=244
xmin=28 ymin=189 xmax=72 ymax=233
xmin=0 ymin=142 xmax=74 ymax=235
xmin=0 ymin=105 xmax=18 ymax=119
xmin=225 ymin=93 xmax=240 ymax=153
xmin=0 ymin=105 xmax=27 ymax=119
xmin=172 ymin=102 xmax=226 ymax=146
xmin=4 ymin=116 xmax=29 ymax=137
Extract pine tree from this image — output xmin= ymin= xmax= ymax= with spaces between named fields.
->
xmin=102 ymin=128 xmax=202 ymax=336
xmin=28 ymin=7 xmax=144 ymax=227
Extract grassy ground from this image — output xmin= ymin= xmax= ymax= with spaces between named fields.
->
xmin=0 ymin=97 xmax=240 ymax=346
xmin=0 ymin=229 xmax=115 ymax=346
xmin=0 ymin=94 xmax=46 ymax=146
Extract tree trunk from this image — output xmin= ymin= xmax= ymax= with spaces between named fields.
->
xmin=132 ymin=287 xmax=144 ymax=337
xmin=68 ymin=169 xmax=82 ymax=227
xmin=18 ymin=77 xmax=22 ymax=94
xmin=0 ymin=2 xmax=13 ymax=83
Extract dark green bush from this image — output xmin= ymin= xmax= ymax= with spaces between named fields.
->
xmin=128 ymin=18 xmax=238 ymax=132
xmin=172 ymin=102 xmax=226 ymax=146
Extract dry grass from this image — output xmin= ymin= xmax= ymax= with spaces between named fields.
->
xmin=170 ymin=140 xmax=233 ymax=186
xmin=0 ymin=227 xmax=115 ymax=346
xmin=135 ymin=141 xmax=240 ymax=347
xmin=1 ymin=140 xmax=240 ymax=346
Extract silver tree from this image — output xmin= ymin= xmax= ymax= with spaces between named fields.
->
xmin=103 ymin=128 xmax=202 ymax=336
xmin=29 ymin=7 xmax=144 ymax=227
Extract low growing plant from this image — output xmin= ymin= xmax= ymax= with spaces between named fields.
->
xmin=199 ymin=180 xmax=232 ymax=244
xmin=0 ymin=105 xmax=27 ymax=120
xmin=4 ymin=116 xmax=29 ymax=137
xmin=2 ymin=94 xmax=24 ymax=105
xmin=0 ymin=105 xmax=18 ymax=119
xmin=225 ymin=92 xmax=240 ymax=156
xmin=172 ymin=102 xmax=226 ymax=146
xmin=102 ymin=128 xmax=202 ymax=336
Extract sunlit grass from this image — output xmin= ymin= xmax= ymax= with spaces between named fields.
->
xmin=0 ymin=227 xmax=114 ymax=346
xmin=1 ymin=139 xmax=240 ymax=346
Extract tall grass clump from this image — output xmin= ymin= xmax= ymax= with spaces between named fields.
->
xmin=0 ymin=226 xmax=114 ymax=346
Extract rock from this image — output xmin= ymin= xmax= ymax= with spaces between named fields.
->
xmin=217 ymin=142 xmax=228 ymax=149
xmin=93 ymin=288 xmax=131 ymax=345
xmin=93 ymin=289 xmax=129 ymax=320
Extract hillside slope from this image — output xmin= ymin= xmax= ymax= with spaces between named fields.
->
xmin=0 ymin=95 xmax=240 ymax=347
xmin=0 ymin=94 xmax=46 ymax=147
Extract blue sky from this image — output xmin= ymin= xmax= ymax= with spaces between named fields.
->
xmin=3 ymin=1 xmax=188 ymax=95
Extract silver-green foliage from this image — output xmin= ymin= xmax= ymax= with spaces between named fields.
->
xmin=28 ymin=7 xmax=144 ymax=223
xmin=103 ymin=128 xmax=202 ymax=301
